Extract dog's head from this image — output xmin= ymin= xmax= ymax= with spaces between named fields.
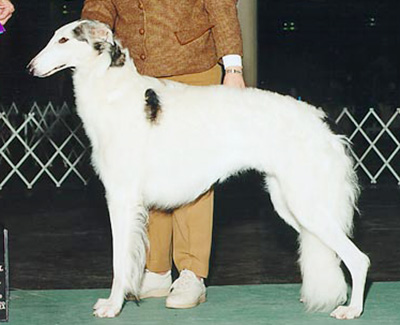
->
xmin=28 ymin=20 xmax=126 ymax=77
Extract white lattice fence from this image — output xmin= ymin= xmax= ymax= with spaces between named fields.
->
xmin=0 ymin=102 xmax=91 ymax=189
xmin=0 ymin=103 xmax=399 ymax=189
xmin=335 ymin=107 xmax=400 ymax=185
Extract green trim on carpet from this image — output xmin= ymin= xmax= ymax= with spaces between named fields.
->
xmin=8 ymin=282 xmax=400 ymax=324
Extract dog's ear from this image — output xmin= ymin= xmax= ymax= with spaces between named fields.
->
xmin=89 ymin=23 xmax=114 ymax=45
xmin=90 ymin=25 xmax=114 ymax=44
xmin=79 ymin=20 xmax=114 ymax=45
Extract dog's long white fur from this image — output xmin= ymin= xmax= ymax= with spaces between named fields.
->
xmin=28 ymin=20 xmax=370 ymax=320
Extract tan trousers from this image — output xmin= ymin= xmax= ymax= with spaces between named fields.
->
xmin=146 ymin=65 xmax=223 ymax=278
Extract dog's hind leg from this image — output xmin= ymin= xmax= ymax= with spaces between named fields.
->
xmin=280 ymin=181 xmax=370 ymax=319
xmin=323 ymin=231 xmax=370 ymax=320
xmin=266 ymin=176 xmax=300 ymax=233
xmin=267 ymin=176 xmax=345 ymax=309
xmin=93 ymin=194 xmax=148 ymax=318
xmin=302 ymin=225 xmax=369 ymax=320
xmin=267 ymin=176 xmax=347 ymax=310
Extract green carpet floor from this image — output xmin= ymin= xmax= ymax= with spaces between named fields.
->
xmin=7 ymin=282 xmax=400 ymax=324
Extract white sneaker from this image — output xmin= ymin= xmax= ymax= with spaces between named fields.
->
xmin=166 ymin=269 xmax=206 ymax=309
xmin=139 ymin=269 xmax=172 ymax=299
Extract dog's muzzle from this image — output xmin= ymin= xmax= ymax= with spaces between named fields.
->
xmin=26 ymin=60 xmax=43 ymax=77
xmin=26 ymin=61 xmax=35 ymax=75
xmin=26 ymin=60 xmax=66 ymax=78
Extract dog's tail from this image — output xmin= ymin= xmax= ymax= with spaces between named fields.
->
xmin=298 ymin=230 xmax=348 ymax=312
xmin=298 ymin=136 xmax=360 ymax=312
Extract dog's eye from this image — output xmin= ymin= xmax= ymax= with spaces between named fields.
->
xmin=58 ymin=37 xmax=69 ymax=44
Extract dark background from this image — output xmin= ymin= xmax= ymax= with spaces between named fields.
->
xmin=1 ymin=0 xmax=400 ymax=112
xmin=258 ymin=0 xmax=400 ymax=111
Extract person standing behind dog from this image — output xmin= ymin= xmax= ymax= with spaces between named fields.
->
xmin=81 ymin=0 xmax=244 ymax=309
xmin=0 ymin=0 xmax=14 ymax=26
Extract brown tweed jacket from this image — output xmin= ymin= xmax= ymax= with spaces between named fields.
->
xmin=81 ymin=0 xmax=243 ymax=77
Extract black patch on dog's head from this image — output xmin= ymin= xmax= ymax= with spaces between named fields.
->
xmin=92 ymin=41 xmax=125 ymax=67
xmin=145 ymin=89 xmax=161 ymax=123
xmin=74 ymin=20 xmax=126 ymax=67
xmin=110 ymin=43 xmax=126 ymax=67
xmin=92 ymin=42 xmax=125 ymax=68
xmin=93 ymin=41 xmax=106 ymax=53
xmin=73 ymin=24 xmax=89 ymax=43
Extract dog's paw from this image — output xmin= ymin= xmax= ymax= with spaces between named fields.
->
xmin=330 ymin=306 xmax=362 ymax=320
xmin=93 ymin=298 xmax=122 ymax=318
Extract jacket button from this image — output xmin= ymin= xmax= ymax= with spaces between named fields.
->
xmin=140 ymin=54 xmax=146 ymax=60
xmin=139 ymin=28 xmax=145 ymax=35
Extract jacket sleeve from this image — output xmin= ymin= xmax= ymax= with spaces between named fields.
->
xmin=81 ymin=0 xmax=117 ymax=29
xmin=204 ymin=0 xmax=243 ymax=59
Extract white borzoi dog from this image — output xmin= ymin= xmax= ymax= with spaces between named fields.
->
xmin=28 ymin=20 xmax=370 ymax=320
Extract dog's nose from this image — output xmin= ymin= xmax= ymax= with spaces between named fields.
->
xmin=26 ymin=61 xmax=35 ymax=75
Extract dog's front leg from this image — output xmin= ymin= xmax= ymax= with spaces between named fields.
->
xmin=93 ymin=195 xmax=148 ymax=318
xmin=93 ymin=278 xmax=125 ymax=318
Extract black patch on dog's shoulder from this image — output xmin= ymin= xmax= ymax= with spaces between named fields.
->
xmin=145 ymin=89 xmax=161 ymax=123
xmin=110 ymin=44 xmax=126 ymax=67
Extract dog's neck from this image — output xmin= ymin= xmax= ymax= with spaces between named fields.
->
xmin=73 ymin=48 xmax=138 ymax=80
xmin=71 ymin=49 xmax=151 ymax=115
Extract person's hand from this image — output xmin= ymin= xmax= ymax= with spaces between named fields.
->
xmin=223 ymin=66 xmax=245 ymax=88
xmin=0 ymin=0 xmax=15 ymax=25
